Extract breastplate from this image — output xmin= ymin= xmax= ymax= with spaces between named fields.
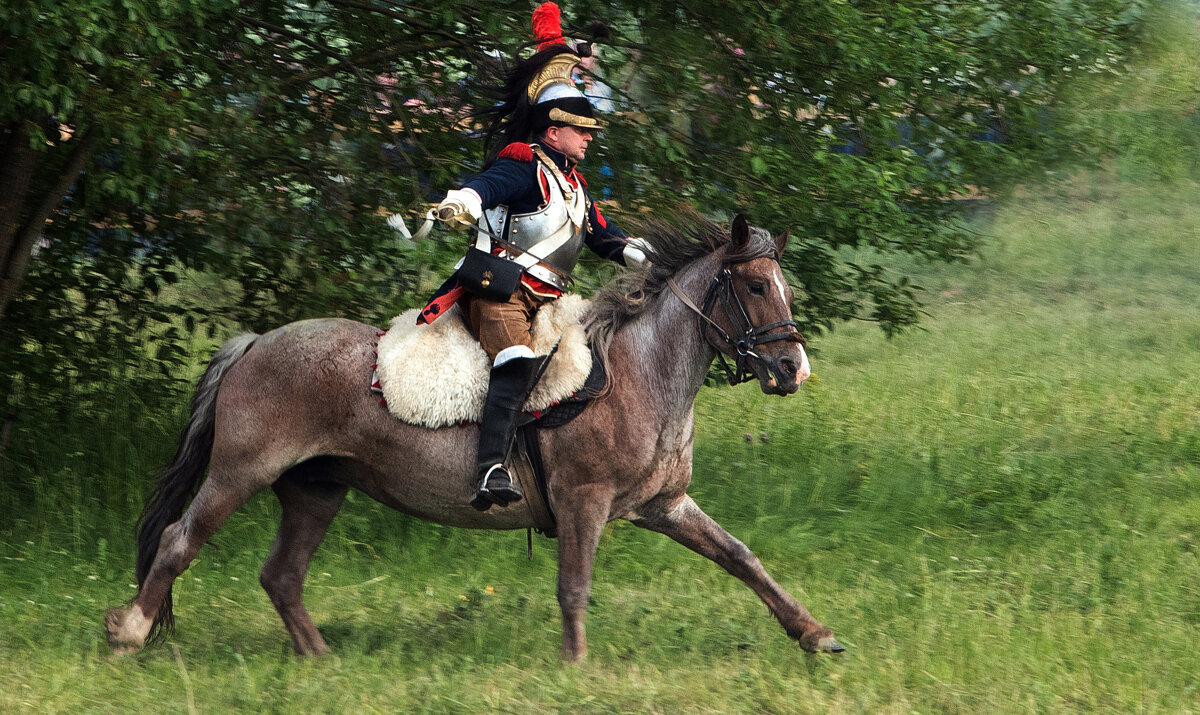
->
xmin=474 ymin=149 xmax=588 ymax=290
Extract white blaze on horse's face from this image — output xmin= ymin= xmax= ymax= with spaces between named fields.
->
xmin=771 ymin=267 xmax=789 ymax=307
xmin=796 ymin=341 xmax=811 ymax=384
xmin=769 ymin=262 xmax=810 ymax=384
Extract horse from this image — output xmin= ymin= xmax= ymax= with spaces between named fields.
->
xmin=105 ymin=213 xmax=845 ymax=660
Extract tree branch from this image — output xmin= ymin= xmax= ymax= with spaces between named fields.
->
xmin=320 ymin=0 xmax=466 ymax=45
xmin=237 ymin=16 xmax=347 ymax=65
xmin=0 ymin=121 xmax=40 ymax=267
xmin=0 ymin=130 xmax=97 ymax=322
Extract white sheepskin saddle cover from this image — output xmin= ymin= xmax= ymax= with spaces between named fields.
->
xmin=375 ymin=295 xmax=592 ymax=428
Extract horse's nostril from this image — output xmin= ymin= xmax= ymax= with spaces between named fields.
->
xmin=780 ymin=358 xmax=797 ymax=377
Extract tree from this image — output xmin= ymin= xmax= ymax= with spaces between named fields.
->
xmin=0 ymin=0 xmax=1148 ymax=394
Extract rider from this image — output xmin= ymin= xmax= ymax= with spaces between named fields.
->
xmin=409 ymin=2 xmax=649 ymax=511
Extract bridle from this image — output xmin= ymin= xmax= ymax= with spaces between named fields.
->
xmin=665 ymin=254 xmax=804 ymax=386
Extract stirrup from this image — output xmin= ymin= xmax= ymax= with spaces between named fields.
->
xmin=471 ymin=464 xmax=525 ymax=511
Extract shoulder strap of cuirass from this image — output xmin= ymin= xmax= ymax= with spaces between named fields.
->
xmin=531 ymin=145 xmax=581 ymax=198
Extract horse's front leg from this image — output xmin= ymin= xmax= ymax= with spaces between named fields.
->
xmin=629 ymin=494 xmax=844 ymax=653
xmin=554 ymin=485 xmax=613 ymax=662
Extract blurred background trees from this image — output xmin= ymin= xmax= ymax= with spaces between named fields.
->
xmin=0 ymin=0 xmax=1159 ymax=474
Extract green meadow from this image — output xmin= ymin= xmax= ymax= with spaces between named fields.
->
xmin=2 ymin=171 xmax=1198 ymax=712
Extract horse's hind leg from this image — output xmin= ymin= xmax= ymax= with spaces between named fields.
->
xmin=107 ymin=476 xmax=258 ymax=653
xmin=629 ymin=494 xmax=844 ymax=653
xmin=259 ymin=473 xmax=348 ymax=656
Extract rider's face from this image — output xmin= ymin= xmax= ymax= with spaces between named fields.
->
xmin=543 ymin=125 xmax=593 ymax=163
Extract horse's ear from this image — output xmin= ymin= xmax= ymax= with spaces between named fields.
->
xmin=732 ymin=214 xmax=750 ymax=249
xmin=775 ymin=225 xmax=791 ymax=256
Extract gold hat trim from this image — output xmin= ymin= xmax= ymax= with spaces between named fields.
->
xmin=548 ymin=108 xmax=602 ymax=129
xmin=526 ymin=53 xmax=580 ymax=103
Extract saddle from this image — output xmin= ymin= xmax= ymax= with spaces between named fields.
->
xmin=372 ymin=294 xmax=600 ymax=429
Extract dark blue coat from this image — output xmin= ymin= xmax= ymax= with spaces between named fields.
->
xmin=417 ymin=140 xmax=631 ymax=324
xmin=462 ymin=140 xmax=630 ymax=263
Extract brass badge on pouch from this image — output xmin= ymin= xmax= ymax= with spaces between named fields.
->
xmin=481 ymin=270 xmax=493 ymax=287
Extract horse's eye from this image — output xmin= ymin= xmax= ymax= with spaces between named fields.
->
xmin=748 ymin=282 xmax=766 ymax=296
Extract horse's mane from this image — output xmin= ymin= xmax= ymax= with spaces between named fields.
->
xmin=585 ymin=209 xmax=779 ymax=375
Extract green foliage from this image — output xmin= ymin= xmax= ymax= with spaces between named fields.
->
xmin=0 ymin=0 xmax=1151 ymax=399
xmin=584 ymin=0 xmax=1148 ymax=335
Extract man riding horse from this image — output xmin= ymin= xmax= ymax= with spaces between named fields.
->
xmin=406 ymin=3 xmax=649 ymax=512
xmin=106 ymin=2 xmax=841 ymax=663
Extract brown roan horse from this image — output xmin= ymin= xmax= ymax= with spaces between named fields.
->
xmin=105 ymin=213 xmax=844 ymax=660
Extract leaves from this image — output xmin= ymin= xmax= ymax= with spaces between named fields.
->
xmin=0 ymin=0 xmax=1151 ymax=403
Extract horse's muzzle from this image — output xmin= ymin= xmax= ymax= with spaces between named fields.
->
xmin=760 ymin=353 xmax=809 ymax=395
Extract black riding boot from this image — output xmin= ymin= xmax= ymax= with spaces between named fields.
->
xmin=471 ymin=355 xmax=545 ymax=511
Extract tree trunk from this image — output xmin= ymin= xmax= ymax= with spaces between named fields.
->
xmin=0 ymin=126 xmax=96 ymax=322
xmin=0 ymin=405 xmax=16 ymax=465
xmin=0 ymin=121 xmax=40 ymax=268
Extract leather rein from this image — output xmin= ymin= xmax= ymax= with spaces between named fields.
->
xmin=665 ymin=256 xmax=803 ymax=386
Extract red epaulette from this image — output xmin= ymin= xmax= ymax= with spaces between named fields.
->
xmin=498 ymin=142 xmax=534 ymax=162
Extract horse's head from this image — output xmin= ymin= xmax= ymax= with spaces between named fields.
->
xmin=701 ymin=215 xmax=810 ymax=396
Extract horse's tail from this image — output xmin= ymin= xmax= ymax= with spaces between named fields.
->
xmin=134 ymin=333 xmax=258 ymax=643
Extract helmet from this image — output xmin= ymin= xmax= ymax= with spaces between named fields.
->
xmin=482 ymin=2 xmax=605 ymax=160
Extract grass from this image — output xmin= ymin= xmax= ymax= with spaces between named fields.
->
xmin=2 ymin=172 xmax=1199 ymax=712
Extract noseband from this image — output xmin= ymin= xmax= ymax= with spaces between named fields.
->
xmin=666 ymin=257 xmax=803 ymax=386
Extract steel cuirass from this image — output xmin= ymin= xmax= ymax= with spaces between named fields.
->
xmin=473 ymin=147 xmax=588 ymax=290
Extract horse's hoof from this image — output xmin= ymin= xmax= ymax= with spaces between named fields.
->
xmin=817 ymin=636 xmax=846 ymax=653
xmin=105 ymin=606 xmax=144 ymax=654
xmin=110 ymin=644 xmax=140 ymax=657
xmin=104 ymin=607 xmax=126 ymax=641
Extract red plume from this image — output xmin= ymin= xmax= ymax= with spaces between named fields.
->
xmin=532 ymin=2 xmax=566 ymax=51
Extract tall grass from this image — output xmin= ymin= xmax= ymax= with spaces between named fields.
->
xmin=3 ymin=172 xmax=1198 ymax=712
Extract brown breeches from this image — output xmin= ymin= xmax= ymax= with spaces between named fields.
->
xmin=463 ymin=288 xmax=554 ymax=362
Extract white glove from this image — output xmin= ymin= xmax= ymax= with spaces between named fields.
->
xmin=435 ymin=188 xmax=483 ymax=231
xmin=386 ymin=212 xmax=412 ymax=239
xmin=623 ymin=236 xmax=651 ymax=266
xmin=386 ymin=210 xmax=435 ymax=240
